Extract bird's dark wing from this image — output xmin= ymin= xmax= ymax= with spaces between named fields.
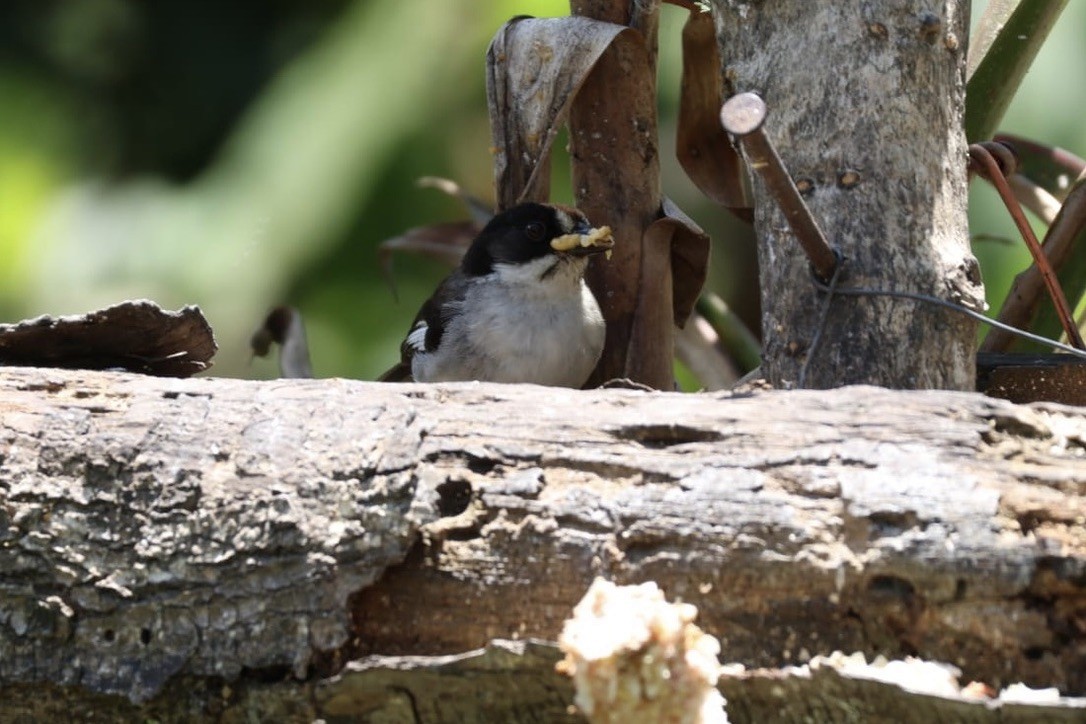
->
xmin=377 ymin=270 xmax=472 ymax=382
xmin=377 ymin=360 xmax=413 ymax=382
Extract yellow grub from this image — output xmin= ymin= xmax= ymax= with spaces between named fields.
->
xmin=550 ymin=226 xmax=615 ymax=253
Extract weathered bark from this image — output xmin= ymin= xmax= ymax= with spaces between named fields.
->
xmin=569 ymin=0 xmax=669 ymax=388
xmin=712 ymin=1 xmax=985 ymax=389
xmin=1 ymin=367 xmax=1085 ymax=720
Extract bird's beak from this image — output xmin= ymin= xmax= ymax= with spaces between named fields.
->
xmin=550 ymin=225 xmax=615 ymax=259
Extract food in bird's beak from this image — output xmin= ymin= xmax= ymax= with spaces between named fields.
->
xmin=550 ymin=226 xmax=615 ymax=259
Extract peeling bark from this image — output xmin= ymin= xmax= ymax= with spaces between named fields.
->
xmin=0 ymin=367 xmax=1084 ymax=719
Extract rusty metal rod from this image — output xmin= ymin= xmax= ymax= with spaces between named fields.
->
xmin=720 ymin=92 xmax=839 ymax=282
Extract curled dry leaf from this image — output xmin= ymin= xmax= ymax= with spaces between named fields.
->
xmin=674 ymin=313 xmax=740 ymax=391
xmin=416 ymin=177 xmax=495 ymax=227
xmin=676 ymin=5 xmax=751 ymax=218
xmin=660 ymin=197 xmax=711 ymax=327
xmin=250 ymin=306 xmax=314 ymax=379
xmin=995 ymin=134 xmax=1086 ymax=203
xmin=486 ymin=16 xmax=631 ymax=209
xmin=1030 ymin=170 xmax=1086 ymax=343
xmin=626 ymin=199 xmax=710 ymax=385
xmin=378 ymin=176 xmax=494 ymax=297
xmin=1032 ymin=171 xmax=1086 ymax=273
xmin=696 ymin=291 xmax=762 ymax=374
xmin=379 ymin=221 xmax=476 ymax=271
xmin=0 ymin=300 xmax=216 ymax=377
xmin=1008 ymin=175 xmax=1063 ymax=225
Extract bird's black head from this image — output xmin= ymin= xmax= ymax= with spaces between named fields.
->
xmin=461 ymin=202 xmax=599 ymax=277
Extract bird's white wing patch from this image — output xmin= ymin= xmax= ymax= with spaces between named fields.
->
xmin=406 ymin=322 xmax=429 ymax=353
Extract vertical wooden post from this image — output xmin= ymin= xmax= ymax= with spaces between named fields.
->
xmin=568 ymin=0 xmax=669 ymax=388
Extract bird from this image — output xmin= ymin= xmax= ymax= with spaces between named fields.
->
xmin=380 ymin=202 xmax=614 ymax=387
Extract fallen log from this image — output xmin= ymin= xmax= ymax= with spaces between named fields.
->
xmin=0 ymin=367 xmax=1083 ymax=720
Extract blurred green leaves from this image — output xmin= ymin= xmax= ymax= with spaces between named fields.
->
xmin=966 ymin=0 xmax=1068 ymax=143
xmin=8 ymin=0 xmax=504 ymax=375
xmin=0 ymin=68 xmax=75 ymax=305
xmin=2 ymin=0 xmax=1085 ymax=382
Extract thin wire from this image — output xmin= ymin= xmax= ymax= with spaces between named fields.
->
xmin=800 ymin=259 xmax=844 ymax=386
xmin=810 ymin=279 xmax=1086 ymax=361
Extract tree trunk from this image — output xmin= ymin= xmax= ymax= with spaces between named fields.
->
xmin=1 ymin=367 xmax=1084 ymax=721
xmin=711 ymin=1 xmax=985 ymax=390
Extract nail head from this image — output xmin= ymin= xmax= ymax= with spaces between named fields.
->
xmin=720 ymin=92 xmax=767 ymax=136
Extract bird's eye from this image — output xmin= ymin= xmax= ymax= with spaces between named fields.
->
xmin=524 ymin=221 xmax=547 ymax=242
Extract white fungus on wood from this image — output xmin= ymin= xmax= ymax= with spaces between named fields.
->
xmin=557 ymin=578 xmax=728 ymax=724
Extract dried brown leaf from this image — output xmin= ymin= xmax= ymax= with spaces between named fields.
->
xmin=486 ymin=16 xmax=631 ymax=209
xmin=0 ymin=300 xmax=216 ymax=377
xmin=1008 ymin=175 xmax=1062 ymax=225
xmin=416 ymin=177 xmax=495 ymax=227
xmin=378 ymin=221 xmax=478 ymax=300
xmin=660 ymin=198 xmax=711 ymax=327
xmin=250 ymin=306 xmax=313 ymax=379
xmin=676 ymin=7 xmax=751 ymax=217
xmin=995 ymin=134 xmax=1086 ymax=203
xmin=378 ymin=222 xmax=476 ymax=267
xmin=674 ymin=314 xmax=739 ymax=391
xmin=1042 ymin=170 xmax=1086 ymax=266
xmin=626 ymin=199 xmax=710 ymax=385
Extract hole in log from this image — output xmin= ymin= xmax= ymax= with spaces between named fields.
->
xmin=866 ymin=575 xmax=916 ymax=600
xmin=102 ymin=629 xmax=115 ymax=643
xmin=1015 ymin=511 xmax=1042 ymax=536
xmin=238 ymin=664 xmax=294 ymax=684
xmin=443 ymin=526 xmax=483 ymax=541
xmin=436 ymin=479 xmax=472 ymax=517
xmin=616 ymin=424 xmax=723 ymax=448
xmin=954 ymin=578 xmax=967 ymax=601
xmin=988 ymin=411 xmax=1051 ymax=439
xmin=466 ymin=456 xmax=498 ymax=475
xmin=140 ymin=628 xmax=152 ymax=645
xmin=867 ymin=511 xmax=920 ymax=537
xmin=1023 ymin=646 xmax=1049 ymax=661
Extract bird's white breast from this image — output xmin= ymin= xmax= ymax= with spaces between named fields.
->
xmin=412 ymin=256 xmax=605 ymax=387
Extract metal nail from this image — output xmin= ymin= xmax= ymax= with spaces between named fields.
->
xmin=720 ymin=92 xmax=840 ymax=282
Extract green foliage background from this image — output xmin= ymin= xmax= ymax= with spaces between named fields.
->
xmin=1 ymin=0 xmax=1082 ymax=380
